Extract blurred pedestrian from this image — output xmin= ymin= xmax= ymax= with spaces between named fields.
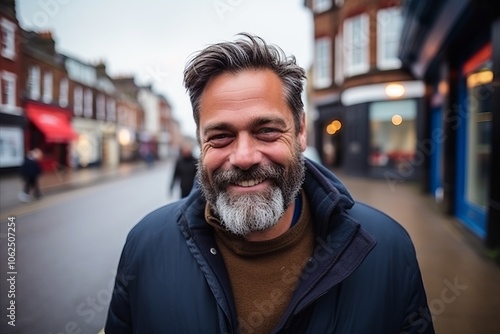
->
xmin=170 ymin=139 xmax=197 ymax=198
xmin=19 ymin=148 xmax=43 ymax=202
xmin=106 ymin=33 xmax=434 ymax=334
xmin=140 ymin=144 xmax=155 ymax=168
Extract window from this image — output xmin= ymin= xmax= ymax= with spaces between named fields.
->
xmin=1 ymin=71 xmax=17 ymax=111
xmin=466 ymin=67 xmax=492 ymax=208
xmin=96 ymin=94 xmax=105 ymax=120
xmin=84 ymin=89 xmax=93 ymax=118
xmin=313 ymin=0 xmax=331 ymax=13
xmin=28 ymin=66 xmax=40 ymax=100
xmin=369 ymin=100 xmax=417 ymax=170
xmin=107 ymin=98 xmax=116 ymax=121
xmin=377 ymin=7 xmax=403 ymax=70
xmin=74 ymin=86 xmax=83 ymax=116
xmin=334 ymin=34 xmax=343 ymax=85
xmin=59 ymin=78 xmax=68 ymax=107
xmin=314 ymin=37 xmax=332 ymax=89
xmin=1 ymin=18 xmax=16 ymax=60
xmin=0 ymin=126 xmax=23 ymax=167
xmin=42 ymin=71 xmax=53 ymax=103
xmin=344 ymin=14 xmax=370 ymax=77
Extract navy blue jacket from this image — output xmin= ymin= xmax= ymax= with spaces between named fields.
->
xmin=171 ymin=154 xmax=198 ymax=198
xmin=105 ymin=159 xmax=434 ymax=333
xmin=20 ymin=157 xmax=41 ymax=179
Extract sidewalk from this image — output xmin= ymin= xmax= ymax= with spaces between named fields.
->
xmin=333 ymin=169 xmax=500 ymax=334
xmin=0 ymin=160 xmax=168 ymax=212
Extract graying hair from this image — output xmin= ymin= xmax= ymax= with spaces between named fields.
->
xmin=183 ymin=33 xmax=306 ymax=141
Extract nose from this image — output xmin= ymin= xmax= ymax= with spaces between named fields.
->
xmin=229 ymin=134 xmax=262 ymax=170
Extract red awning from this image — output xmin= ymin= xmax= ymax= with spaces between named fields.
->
xmin=26 ymin=104 xmax=78 ymax=143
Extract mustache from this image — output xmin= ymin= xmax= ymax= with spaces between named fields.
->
xmin=212 ymin=164 xmax=284 ymax=187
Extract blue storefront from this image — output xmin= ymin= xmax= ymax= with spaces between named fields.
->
xmin=399 ymin=0 xmax=500 ymax=247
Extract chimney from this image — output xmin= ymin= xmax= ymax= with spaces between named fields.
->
xmin=96 ymin=60 xmax=107 ymax=77
xmin=36 ymin=30 xmax=56 ymax=56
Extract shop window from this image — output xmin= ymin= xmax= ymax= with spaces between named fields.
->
xmin=369 ymin=100 xmax=417 ymax=170
xmin=377 ymin=7 xmax=402 ymax=70
xmin=466 ymin=65 xmax=492 ymax=208
xmin=1 ymin=18 xmax=16 ymax=60
xmin=314 ymin=37 xmax=332 ymax=89
xmin=344 ymin=14 xmax=370 ymax=77
xmin=0 ymin=126 xmax=23 ymax=167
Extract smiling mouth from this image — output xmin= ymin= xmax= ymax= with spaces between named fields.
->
xmin=234 ymin=178 xmax=265 ymax=187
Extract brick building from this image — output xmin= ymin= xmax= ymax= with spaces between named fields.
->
xmin=305 ymin=0 xmax=425 ymax=180
xmin=21 ymin=30 xmax=77 ymax=172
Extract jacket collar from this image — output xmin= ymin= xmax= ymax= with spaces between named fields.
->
xmin=301 ymin=159 xmax=356 ymax=236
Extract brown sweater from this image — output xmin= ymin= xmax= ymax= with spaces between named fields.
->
xmin=205 ymin=191 xmax=314 ymax=334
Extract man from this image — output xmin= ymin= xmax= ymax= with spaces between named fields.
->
xmin=105 ymin=33 xmax=434 ymax=333
xmin=19 ymin=148 xmax=43 ymax=202
xmin=170 ymin=138 xmax=198 ymax=198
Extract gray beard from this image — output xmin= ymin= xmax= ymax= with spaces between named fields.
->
xmin=197 ymin=143 xmax=305 ymax=237
xmin=214 ymin=185 xmax=285 ymax=236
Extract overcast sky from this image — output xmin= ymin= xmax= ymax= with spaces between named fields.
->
xmin=16 ymin=0 xmax=313 ymax=137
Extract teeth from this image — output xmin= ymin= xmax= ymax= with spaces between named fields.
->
xmin=237 ymin=179 xmax=263 ymax=187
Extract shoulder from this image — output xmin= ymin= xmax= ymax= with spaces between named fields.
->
xmin=349 ymin=201 xmax=414 ymax=243
xmin=348 ymin=201 xmax=417 ymax=261
xmin=123 ymin=201 xmax=186 ymax=254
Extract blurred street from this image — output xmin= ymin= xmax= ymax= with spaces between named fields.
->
xmin=0 ymin=160 xmax=175 ymax=333
xmin=0 ymin=163 xmax=499 ymax=333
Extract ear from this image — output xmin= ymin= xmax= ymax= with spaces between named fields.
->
xmin=298 ymin=113 xmax=307 ymax=152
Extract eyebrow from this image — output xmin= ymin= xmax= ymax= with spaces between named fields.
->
xmin=202 ymin=116 xmax=288 ymax=137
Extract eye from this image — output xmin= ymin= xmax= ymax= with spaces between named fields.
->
xmin=208 ymin=133 xmax=234 ymax=148
xmin=256 ymin=127 xmax=281 ymax=141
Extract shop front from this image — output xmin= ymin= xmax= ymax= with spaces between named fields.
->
xmin=340 ymin=81 xmax=425 ymax=180
xmin=24 ymin=101 xmax=78 ymax=172
xmin=99 ymin=122 xmax=119 ymax=168
xmin=0 ymin=114 xmax=24 ymax=172
xmin=71 ymin=118 xmax=102 ymax=168
xmin=117 ymin=127 xmax=138 ymax=162
xmin=399 ymin=0 xmax=500 ymax=247
xmin=455 ymin=44 xmax=493 ymax=239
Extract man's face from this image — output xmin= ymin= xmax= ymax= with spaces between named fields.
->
xmin=197 ymin=69 xmax=307 ymax=236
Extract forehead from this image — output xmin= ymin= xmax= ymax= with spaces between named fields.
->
xmin=199 ymin=69 xmax=289 ymax=120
